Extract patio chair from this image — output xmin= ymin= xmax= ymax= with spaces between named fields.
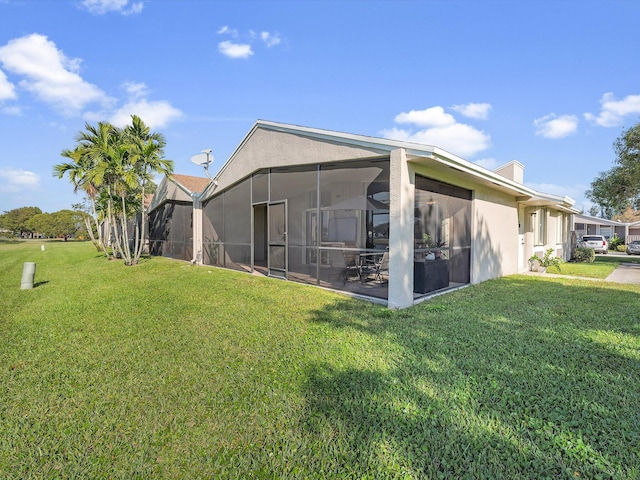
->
xmin=374 ymin=251 xmax=389 ymax=284
xmin=327 ymin=249 xmax=359 ymax=285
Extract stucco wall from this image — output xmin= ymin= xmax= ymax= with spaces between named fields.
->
xmin=472 ymin=186 xmax=520 ymax=283
xmin=211 ymin=128 xmax=387 ymax=197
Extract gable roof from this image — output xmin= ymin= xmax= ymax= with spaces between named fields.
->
xmin=199 ymin=120 xmax=578 ymax=215
xmin=148 ymin=173 xmax=210 ymax=213
xmin=203 ymin=120 xmax=538 ymax=200
xmin=171 ymin=174 xmax=211 ymax=194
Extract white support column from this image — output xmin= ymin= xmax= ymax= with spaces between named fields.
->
xmin=192 ymin=195 xmax=204 ymax=265
xmin=388 ymin=148 xmax=415 ymax=309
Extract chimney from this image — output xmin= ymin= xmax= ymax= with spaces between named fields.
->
xmin=493 ymin=160 xmax=524 ymax=184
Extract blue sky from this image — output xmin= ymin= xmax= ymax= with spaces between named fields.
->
xmin=1 ymin=0 xmax=639 ymax=214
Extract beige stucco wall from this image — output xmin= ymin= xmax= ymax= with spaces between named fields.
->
xmin=148 ymin=176 xmax=193 ymax=213
xmin=472 ymin=187 xmax=520 ymax=282
xmin=208 ymin=128 xmax=387 ymax=199
xmin=527 ymin=207 xmax=573 ymax=262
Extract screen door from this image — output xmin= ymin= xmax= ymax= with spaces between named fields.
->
xmin=268 ymin=202 xmax=287 ymax=278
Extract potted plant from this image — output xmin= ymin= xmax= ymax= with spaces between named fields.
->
xmin=422 ymin=233 xmax=447 ymax=259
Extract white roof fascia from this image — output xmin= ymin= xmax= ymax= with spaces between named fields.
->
xmin=520 ymin=191 xmax=580 ymax=214
xmin=575 ymin=213 xmax=631 ymax=226
xmin=213 ymin=120 xmax=536 ymax=198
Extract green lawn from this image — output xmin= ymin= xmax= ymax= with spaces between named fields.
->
xmin=1 ymin=242 xmax=639 ymax=478
xmin=546 ymin=254 xmax=640 ymax=278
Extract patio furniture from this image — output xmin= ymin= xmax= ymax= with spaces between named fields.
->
xmin=374 ymin=251 xmax=389 ymax=284
xmin=327 ymin=249 xmax=360 ymax=285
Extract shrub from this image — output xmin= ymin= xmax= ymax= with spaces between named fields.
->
xmin=573 ymin=247 xmax=595 ymax=263
xmin=529 ymin=248 xmax=562 ymax=272
xmin=618 ymin=245 xmax=627 ymax=253
xmin=608 ymin=235 xmax=624 ymax=250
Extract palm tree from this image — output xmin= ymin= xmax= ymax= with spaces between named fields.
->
xmin=54 ymin=117 xmax=174 ymax=265
xmin=124 ymin=115 xmax=173 ymax=263
xmin=54 ymin=144 xmax=107 ymax=255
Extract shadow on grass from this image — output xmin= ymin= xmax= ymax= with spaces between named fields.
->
xmin=302 ymin=278 xmax=640 ymax=477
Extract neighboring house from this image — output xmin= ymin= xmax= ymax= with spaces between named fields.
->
xmin=573 ymin=213 xmax=640 ymax=244
xmin=152 ymin=120 xmax=579 ymax=309
xmin=147 ymin=174 xmax=211 ymax=262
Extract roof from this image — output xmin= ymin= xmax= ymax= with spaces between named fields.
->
xmin=205 ymin=119 xmax=538 ymax=200
xmin=171 ymin=174 xmax=211 ymax=194
xmin=201 ymin=120 xmax=578 ymax=214
xmin=147 ymin=173 xmax=210 ymax=213
xmin=574 ymin=213 xmax=633 ymax=226
xmin=518 ymin=191 xmax=580 ymax=214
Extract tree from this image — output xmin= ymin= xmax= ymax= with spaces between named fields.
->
xmin=587 ymin=122 xmax=640 ymax=216
xmin=613 ymin=206 xmax=640 ymax=223
xmin=0 ymin=206 xmax=42 ymax=237
xmin=54 ymin=116 xmax=173 ymax=265
xmin=56 ymin=145 xmax=105 ymax=253
xmin=25 ymin=210 xmax=84 ymax=239
xmin=124 ymin=115 xmax=172 ymax=263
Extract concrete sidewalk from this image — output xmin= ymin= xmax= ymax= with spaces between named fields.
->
xmin=605 ymin=262 xmax=640 ymax=285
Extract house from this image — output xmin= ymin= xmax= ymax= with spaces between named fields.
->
xmin=148 ymin=174 xmax=210 ymax=261
xmin=573 ymin=213 xmax=640 ymax=244
xmin=150 ymin=120 xmax=579 ymax=309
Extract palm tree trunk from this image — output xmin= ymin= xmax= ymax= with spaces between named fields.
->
xmin=90 ymin=195 xmax=109 ymax=257
xmin=120 ymin=193 xmax=132 ymax=265
xmin=133 ymin=184 xmax=146 ymax=264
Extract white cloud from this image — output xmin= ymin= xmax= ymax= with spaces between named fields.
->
xmin=81 ymin=0 xmax=144 ymax=15
xmin=108 ymin=84 xmax=182 ymax=129
xmin=218 ymin=41 xmax=254 ymax=59
xmin=394 ymin=106 xmax=455 ymax=127
xmin=0 ymin=167 xmax=40 ymax=192
xmin=383 ymin=106 xmax=491 ymax=158
xmin=0 ymin=34 xmax=110 ymax=116
xmin=584 ymin=92 xmax=640 ymax=127
xmin=533 ymin=113 xmax=579 ymax=139
xmin=260 ymin=31 xmax=282 ymax=47
xmin=0 ymin=69 xmax=16 ymax=100
xmin=109 ymin=99 xmax=181 ymax=129
xmin=217 ymin=26 xmax=284 ymax=58
xmin=122 ymin=81 xmax=148 ymax=100
xmin=451 ymin=102 xmax=492 ymax=120
xmin=217 ymin=26 xmax=238 ymax=37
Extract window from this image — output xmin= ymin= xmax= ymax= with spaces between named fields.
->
xmin=556 ymin=213 xmax=564 ymax=244
xmin=532 ymin=208 xmax=547 ymax=246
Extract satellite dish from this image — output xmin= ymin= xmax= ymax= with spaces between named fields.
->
xmin=190 ymin=149 xmax=214 ymax=180
xmin=190 ymin=152 xmax=212 ymax=167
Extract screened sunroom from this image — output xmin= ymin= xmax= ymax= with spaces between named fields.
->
xmin=153 ymin=120 xmax=576 ymax=309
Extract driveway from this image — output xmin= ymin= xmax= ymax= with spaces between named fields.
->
xmin=605 ymin=262 xmax=640 ymax=285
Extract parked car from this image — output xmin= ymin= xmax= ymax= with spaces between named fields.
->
xmin=580 ymin=235 xmax=608 ymax=254
xmin=627 ymin=240 xmax=640 ymax=255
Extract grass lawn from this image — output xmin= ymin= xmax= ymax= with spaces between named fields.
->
xmin=546 ymin=254 xmax=640 ymax=278
xmin=1 ymin=241 xmax=639 ymax=478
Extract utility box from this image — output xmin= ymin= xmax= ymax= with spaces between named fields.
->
xmin=21 ymin=262 xmax=36 ymax=289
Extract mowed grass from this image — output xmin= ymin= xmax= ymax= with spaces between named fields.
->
xmin=1 ymin=241 xmax=639 ymax=479
xmin=546 ymin=254 xmax=640 ymax=278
